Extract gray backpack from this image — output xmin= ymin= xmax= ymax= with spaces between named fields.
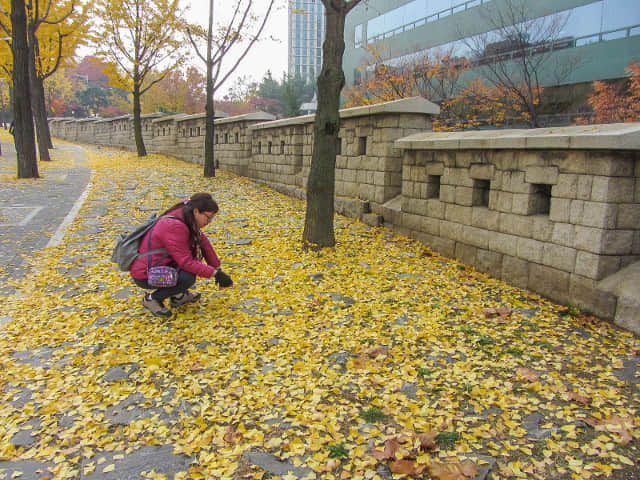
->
xmin=111 ymin=214 xmax=181 ymax=271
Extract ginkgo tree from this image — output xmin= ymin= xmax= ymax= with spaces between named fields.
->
xmin=303 ymin=0 xmax=362 ymax=248
xmin=93 ymin=0 xmax=186 ymax=157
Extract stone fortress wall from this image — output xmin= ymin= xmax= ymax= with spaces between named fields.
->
xmin=49 ymin=98 xmax=640 ymax=334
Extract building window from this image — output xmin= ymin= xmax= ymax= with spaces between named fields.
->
xmin=357 ymin=136 xmax=367 ymax=155
xmin=529 ymin=183 xmax=552 ymax=215
xmin=268 ymin=141 xmax=272 ymax=154
xmin=235 ymin=132 xmax=239 ymax=143
xmin=281 ymin=141 xmax=285 ymax=154
xmin=427 ymin=175 xmax=441 ymax=199
xmin=336 ymin=137 xmax=342 ymax=155
xmin=215 ymin=134 xmax=218 ymax=144
xmin=225 ymin=133 xmax=229 ymax=143
xmin=472 ymin=179 xmax=491 ymax=207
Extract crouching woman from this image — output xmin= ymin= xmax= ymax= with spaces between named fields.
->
xmin=131 ymin=192 xmax=233 ymax=317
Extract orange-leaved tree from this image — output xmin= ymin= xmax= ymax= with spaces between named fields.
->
xmin=580 ymin=62 xmax=640 ymax=124
xmin=434 ymin=78 xmax=532 ymax=131
xmin=343 ymin=43 xmax=470 ymax=108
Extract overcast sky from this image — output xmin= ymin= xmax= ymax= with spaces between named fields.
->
xmin=186 ymin=0 xmax=289 ymax=95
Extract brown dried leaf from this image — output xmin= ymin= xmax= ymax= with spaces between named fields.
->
xmin=583 ymin=415 xmax=634 ymax=443
xmin=483 ymin=307 xmax=513 ymax=318
xmin=372 ymin=437 xmax=402 ymax=461
xmin=416 ymin=430 xmax=439 ymax=450
xmin=223 ymin=425 xmax=243 ymax=444
xmin=367 ymin=346 xmax=390 ymax=358
xmin=566 ymin=390 xmax=592 ymax=405
xmin=389 ymin=459 xmax=427 ymax=476
xmin=428 ymin=460 xmax=479 ymax=480
xmin=517 ymin=367 xmax=539 ymax=382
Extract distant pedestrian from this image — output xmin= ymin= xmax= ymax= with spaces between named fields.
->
xmin=131 ymin=192 xmax=233 ymax=317
xmin=9 ymin=120 xmax=15 ymax=136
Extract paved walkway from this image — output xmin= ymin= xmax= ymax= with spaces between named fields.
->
xmin=0 ymin=142 xmax=639 ymax=480
xmin=0 ymin=139 xmax=91 ymax=295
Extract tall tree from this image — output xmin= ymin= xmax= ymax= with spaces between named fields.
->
xmin=93 ymin=0 xmax=185 ymax=157
xmin=302 ymin=0 xmax=361 ymax=248
xmin=186 ymin=0 xmax=275 ymax=177
xmin=26 ymin=0 xmax=79 ymax=160
xmin=464 ymin=0 xmax=573 ymax=127
xmin=11 ymin=0 xmax=38 ymax=178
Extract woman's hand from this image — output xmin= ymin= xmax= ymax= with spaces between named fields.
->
xmin=214 ymin=269 xmax=233 ymax=288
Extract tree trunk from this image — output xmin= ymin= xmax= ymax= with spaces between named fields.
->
xmin=133 ymin=81 xmax=146 ymax=157
xmin=28 ymin=60 xmax=51 ymax=162
xmin=12 ymin=0 xmax=38 ymax=178
xmin=302 ymin=4 xmax=347 ymax=248
xmin=35 ymin=76 xmax=54 ymax=149
xmin=27 ymin=20 xmax=50 ymax=161
xmin=204 ymin=0 xmax=216 ymax=178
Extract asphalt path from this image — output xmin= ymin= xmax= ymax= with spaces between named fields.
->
xmin=0 ymin=139 xmax=91 ymax=295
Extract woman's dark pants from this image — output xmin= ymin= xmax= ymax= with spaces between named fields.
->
xmin=133 ymin=270 xmax=196 ymax=303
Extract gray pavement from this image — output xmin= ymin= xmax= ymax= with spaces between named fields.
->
xmin=0 ymin=141 xmax=91 ymax=295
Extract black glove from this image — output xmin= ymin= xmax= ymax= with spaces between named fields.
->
xmin=214 ymin=269 xmax=233 ymax=288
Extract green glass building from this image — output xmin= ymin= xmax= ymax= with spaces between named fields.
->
xmin=343 ymin=0 xmax=640 ymax=99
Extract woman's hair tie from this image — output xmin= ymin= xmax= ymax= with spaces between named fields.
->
xmin=183 ymin=198 xmax=190 ymax=205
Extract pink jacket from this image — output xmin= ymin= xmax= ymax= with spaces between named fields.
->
xmin=131 ymin=208 xmax=221 ymax=280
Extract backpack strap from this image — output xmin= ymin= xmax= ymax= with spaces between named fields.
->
xmin=145 ymin=215 xmax=185 ymax=269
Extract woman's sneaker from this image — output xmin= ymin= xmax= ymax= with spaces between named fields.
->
xmin=142 ymin=293 xmax=172 ymax=317
xmin=170 ymin=291 xmax=202 ymax=307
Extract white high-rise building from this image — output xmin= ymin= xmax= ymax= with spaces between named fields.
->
xmin=288 ymin=0 xmax=326 ymax=82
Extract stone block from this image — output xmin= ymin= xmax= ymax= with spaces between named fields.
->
xmin=426 ymin=162 xmax=445 ymax=176
xmin=616 ymin=204 xmax=640 ymax=229
xmin=490 ymin=190 xmax=513 ymax=213
xmin=472 ymin=208 xmax=500 ymax=231
xmin=573 ymin=226 xmax=603 ymax=254
xmin=602 ymin=230 xmax=635 ymax=255
xmin=531 ymin=216 xmax=554 ymax=242
xmin=446 ymin=204 xmax=472 ymax=225
xmin=580 ymin=202 xmax=618 ymax=229
xmin=529 ymin=264 xmax=570 ymax=305
xmin=591 ymin=176 xmax=635 ymax=203
xmin=470 ymin=163 xmax=495 ymax=180
xmin=549 ymin=197 xmax=571 ymax=222
xmin=440 ymin=220 xmax=464 ymax=242
xmin=426 ymin=199 xmax=445 ymax=219
xmin=476 ymin=249 xmax=503 ymax=277
xmin=576 ymin=175 xmax=593 ymax=200
xmin=552 ymin=174 xmax=578 ymax=199
xmin=462 ymin=225 xmax=489 ymax=249
xmin=489 ymin=231 xmax=518 ymax=256
xmin=456 ymin=186 xmax=474 ymax=206
xmin=501 ymin=171 xmax=529 ymax=194
xmin=455 ymin=242 xmax=477 ymax=265
xmin=634 ymin=231 xmax=640 ymax=255
xmin=569 ymin=200 xmax=585 ymax=225
xmin=542 ymin=243 xmax=577 ymax=273
xmin=613 ymin=294 xmax=640 ymax=335
xmin=500 ymin=213 xmax=533 ymax=238
xmin=492 ymin=151 xmax=519 ymax=171
xmin=501 ymin=255 xmax=529 ymax=289
xmin=517 ymin=237 xmax=544 ymax=263
xmin=511 ymin=193 xmax=531 ymax=215
xmin=524 ymin=165 xmax=559 ymax=185
xmin=402 ymin=198 xmax=425 ymax=216
xmin=439 ymin=185 xmax=456 ymax=204
xmin=552 ymin=223 xmax=575 ymax=248
xmin=575 ymin=251 xmax=622 ymax=280
xmin=571 ymin=275 xmax=617 ymax=319
xmin=584 ymin=153 xmax=635 ymax=177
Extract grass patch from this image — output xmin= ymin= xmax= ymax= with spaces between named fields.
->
xmin=328 ymin=443 xmax=349 ymax=459
xmin=361 ymin=407 xmax=388 ymax=423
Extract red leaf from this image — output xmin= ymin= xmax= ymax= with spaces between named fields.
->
xmin=389 ymin=459 xmax=427 ymax=476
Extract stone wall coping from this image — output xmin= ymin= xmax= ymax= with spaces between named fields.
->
xmin=173 ymin=111 xmax=229 ymax=123
xmin=152 ymin=114 xmax=190 ymax=124
xmin=249 ymin=96 xmax=440 ymax=131
xmin=214 ymin=111 xmax=276 ymax=125
xmin=395 ymin=122 xmax=640 ymax=150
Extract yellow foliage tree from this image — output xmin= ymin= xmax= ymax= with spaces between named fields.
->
xmin=93 ymin=0 xmax=186 ymax=156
